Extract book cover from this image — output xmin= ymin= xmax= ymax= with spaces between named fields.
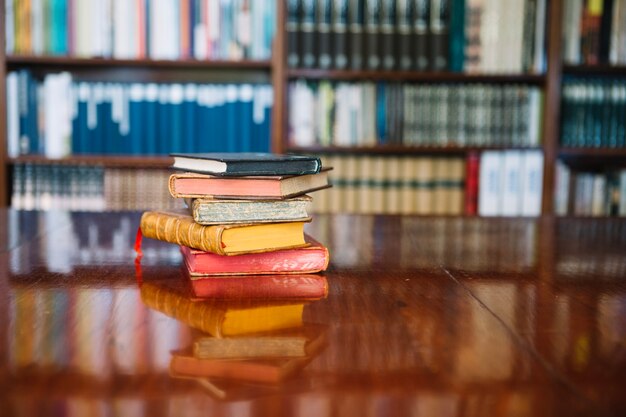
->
xmin=192 ymin=324 xmax=327 ymax=360
xmin=170 ymin=153 xmax=322 ymax=176
xmin=182 ymin=234 xmax=329 ymax=276
xmin=168 ymin=169 xmax=330 ymax=200
xmin=187 ymin=273 xmax=329 ymax=299
xmin=140 ymin=281 xmax=305 ymax=337
xmin=190 ymin=196 xmax=312 ymax=225
xmin=140 ymin=211 xmax=309 ymax=255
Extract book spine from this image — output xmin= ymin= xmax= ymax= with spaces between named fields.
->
xmin=448 ymin=0 xmax=465 ymax=71
xmin=286 ymin=0 xmax=301 ymax=67
xmin=396 ymin=0 xmax=413 ymax=70
xmin=380 ymin=0 xmax=396 ymax=69
xmin=300 ymin=0 xmax=317 ymax=67
xmin=190 ymin=275 xmax=328 ymax=299
xmin=348 ymin=0 xmax=365 ymax=69
xmin=430 ymin=0 xmax=449 ymax=71
xmin=317 ymin=0 xmax=333 ymax=68
xmin=364 ymin=0 xmax=381 ymax=69
xmin=139 ymin=283 xmax=223 ymax=336
xmin=413 ymin=0 xmax=430 ymax=70
xmin=332 ymin=0 xmax=349 ymax=68
xmin=464 ymin=151 xmax=479 ymax=215
xmin=140 ymin=211 xmax=226 ymax=254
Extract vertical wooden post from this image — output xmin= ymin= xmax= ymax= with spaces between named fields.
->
xmin=541 ymin=0 xmax=563 ymax=215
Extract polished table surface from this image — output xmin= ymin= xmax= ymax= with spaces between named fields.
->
xmin=1 ymin=210 xmax=626 ymax=417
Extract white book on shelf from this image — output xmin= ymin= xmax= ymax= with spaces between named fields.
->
xmin=563 ymin=0 xmax=583 ymax=64
xmin=527 ymin=89 xmax=543 ymax=146
xmin=208 ymin=0 xmax=221 ymax=57
xmin=194 ymin=15 xmax=208 ymax=59
xmin=591 ymin=174 xmax=607 ymax=217
xmin=478 ymin=151 xmax=503 ymax=216
xmin=75 ymin=0 xmax=91 ymax=56
xmin=6 ymin=73 xmax=19 ymax=158
xmin=44 ymin=73 xmax=73 ymax=159
xmin=532 ymin=0 xmax=547 ymax=72
xmin=351 ymin=84 xmax=363 ymax=145
xmin=5 ymin=0 xmax=14 ymax=54
xmin=31 ymin=0 xmax=44 ymax=54
xmin=619 ymin=170 xmax=626 ymax=216
xmin=520 ymin=150 xmax=544 ymax=216
xmin=554 ymin=160 xmax=571 ymax=216
xmin=113 ymin=0 xmax=133 ymax=58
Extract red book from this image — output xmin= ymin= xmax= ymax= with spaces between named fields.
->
xmin=181 ymin=235 xmax=330 ymax=276
xmin=187 ymin=273 xmax=329 ymax=300
xmin=464 ymin=152 xmax=480 ymax=215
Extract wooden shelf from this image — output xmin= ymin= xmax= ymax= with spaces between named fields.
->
xmin=8 ymin=155 xmax=173 ymax=168
xmin=288 ymin=145 xmax=543 ymax=155
xmin=559 ymin=148 xmax=626 ymax=157
xmin=6 ymin=55 xmax=272 ymax=70
xmin=562 ymin=65 xmax=626 ymax=76
xmin=287 ymin=68 xmax=547 ymax=84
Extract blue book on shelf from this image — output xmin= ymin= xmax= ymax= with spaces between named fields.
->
xmin=144 ymin=84 xmax=158 ymax=154
xmin=261 ymin=87 xmax=272 ymax=152
xmin=449 ymin=0 xmax=465 ymax=72
xmin=182 ymin=85 xmax=196 ymax=152
xmin=101 ymin=89 xmax=115 ymax=154
xmin=158 ymin=85 xmax=171 ymax=154
xmin=27 ymin=73 xmax=40 ymax=154
xmin=170 ymin=85 xmax=184 ymax=153
xmin=238 ymin=85 xmax=254 ymax=152
xmin=75 ymin=83 xmax=90 ymax=154
xmin=129 ymin=84 xmax=145 ymax=155
xmin=224 ymin=85 xmax=239 ymax=152
xmin=52 ymin=0 xmax=68 ymax=54
xmin=376 ymin=83 xmax=387 ymax=144
xmin=17 ymin=72 xmax=30 ymax=155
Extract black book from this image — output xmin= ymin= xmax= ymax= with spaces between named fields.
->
xmin=413 ymin=0 xmax=430 ymax=70
xmin=396 ymin=0 xmax=414 ymax=70
xmin=170 ymin=153 xmax=323 ymax=176
xmin=301 ymin=0 xmax=317 ymax=68
xmin=317 ymin=0 xmax=333 ymax=68
xmin=380 ymin=0 xmax=397 ymax=70
xmin=365 ymin=0 xmax=382 ymax=69
xmin=332 ymin=0 xmax=349 ymax=69
xmin=599 ymin=0 xmax=614 ymax=64
xmin=430 ymin=0 xmax=450 ymax=71
xmin=348 ymin=0 xmax=365 ymax=69
xmin=286 ymin=0 xmax=301 ymax=68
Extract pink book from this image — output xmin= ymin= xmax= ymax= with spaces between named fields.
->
xmin=181 ymin=235 xmax=330 ymax=277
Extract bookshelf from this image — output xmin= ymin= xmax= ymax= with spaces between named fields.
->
xmin=1 ymin=0 xmax=625 ymax=213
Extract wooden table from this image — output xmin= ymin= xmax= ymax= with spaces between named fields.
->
xmin=1 ymin=210 xmax=625 ymax=416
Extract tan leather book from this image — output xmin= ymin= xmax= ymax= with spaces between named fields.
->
xmin=140 ymin=211 xmax=309 ymax=255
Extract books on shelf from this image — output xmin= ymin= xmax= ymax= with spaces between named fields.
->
xmin=4 ymin=0 xmax=275 ymax=61
xmin=289 ymin=81 xmax=543 ymax=148
xmin=5 ymin=71 xmax=273 ymax=158
xmin=555 ymin=161 xmax=626 ymax=216
xmin=286 ymin=0 xmax=545 ymax=72
xmin=561 ymin=78 xmax=626 ymax=148
xmin=477 ymin=150 xmax=544 ymax=217
xmin=562 ymin=0 xmax=626 ymax=65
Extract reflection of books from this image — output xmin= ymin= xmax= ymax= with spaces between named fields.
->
xmin=140 ymin=211 xmax=308 ymax=255
xmin=170 ymin=353 xmax=317 ymax=384
xmin=170 ymin=326 xmax=327 ymax=384
xmin=170 ymin=153 xmax=322 ymax=176
xmin=139 ymin=281 xmax=304 ymax=337
xmin=193 ymin=325 xmax=327 ymax=360
xmin=182 ymin=235 xmax=329 ymax=276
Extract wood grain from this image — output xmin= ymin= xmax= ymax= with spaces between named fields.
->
xmin=2 ymin=210 xmax=626 ymax=416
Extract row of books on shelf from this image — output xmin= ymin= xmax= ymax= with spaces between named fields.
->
xmin=10 ymin=164 xmax=182 ymax=211
xmin=560 ymin=78 xmax=626 ymax=148
xmin=555 ymin=161 xmax=626 ymax=216
xmin=287 ymin=0 xmax=546 ymax=73
xmin=562 ymin=0 xmax=626 ymax=65
xmin=313 ymin=151 xmax=543 ymax=216
xmin=289 ymin=81 xmax=543 ymax=147
xmin=5 ymin=0 xmax=275 ymax=61
xmin=5 ymin=71 xmax=273 ymax=158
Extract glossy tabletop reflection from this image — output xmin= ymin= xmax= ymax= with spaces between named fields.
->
xmin=1 ymin=210 xmax=626 ymax=417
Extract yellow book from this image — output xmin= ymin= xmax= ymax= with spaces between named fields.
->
xmin=140 ymin=211 xmax=308 ymax=255
xmin=140 ymin=282 xmax=304 ymax=337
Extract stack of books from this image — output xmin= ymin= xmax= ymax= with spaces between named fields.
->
xmin=138 ymin=153 xmax=331 ymax=383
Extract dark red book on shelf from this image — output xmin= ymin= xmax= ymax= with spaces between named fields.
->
xmin=464 ymin=152 xmax=480 ymax=215
xmin=181 ymin=235 xmax=330 ymax=276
